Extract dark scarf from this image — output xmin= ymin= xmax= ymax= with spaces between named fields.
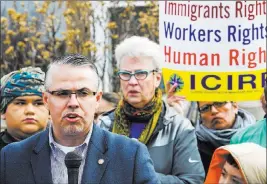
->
xmin=112 ymin=89 xmax=162 ymax=144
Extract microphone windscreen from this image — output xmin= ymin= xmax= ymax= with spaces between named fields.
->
xmin=65 ymin=151 xmax=82 ymax=168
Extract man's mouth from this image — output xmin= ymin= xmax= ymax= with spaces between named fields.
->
xmin=211 ymin=118 xmax=223 ymax=126
xmin=23 ymin=118 xmax=37 ymax=124
xmin=64 ymin=113 xmax=81 ymax=122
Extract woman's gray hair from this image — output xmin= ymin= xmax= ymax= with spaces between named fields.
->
xmin=45 ymin=54 xmax=100 ymax=90
xmin=115 ymin=36 xmax=163 ymax=71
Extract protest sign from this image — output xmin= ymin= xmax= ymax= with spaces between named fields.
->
xmin=159 ymin=0 xmax=266 ymax=101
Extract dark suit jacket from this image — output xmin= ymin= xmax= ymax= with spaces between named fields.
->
xmin=0 ymin=124 xmax=159 ymax=184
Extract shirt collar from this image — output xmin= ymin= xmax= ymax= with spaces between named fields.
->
xmin=49 ymin=122 xmax=93 ymax=158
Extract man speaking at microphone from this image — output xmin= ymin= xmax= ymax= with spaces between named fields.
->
xmin=0 ymin=54 xmax=159 ymax=184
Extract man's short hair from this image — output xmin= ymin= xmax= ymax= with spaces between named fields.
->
xmin=45 ymin=54 xmax=100 ymax=90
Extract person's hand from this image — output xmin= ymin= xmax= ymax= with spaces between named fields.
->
xmin=166 ymin=82 xmax=186 ymax=115
xmin=260 ymin=92 xmax=266 ymax=113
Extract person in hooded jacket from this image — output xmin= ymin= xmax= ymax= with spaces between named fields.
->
xmin=205 ymin=142 xmax=266 ymax=184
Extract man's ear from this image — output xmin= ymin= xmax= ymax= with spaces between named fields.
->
xmin=1 ymin=113 xmax=6 ymax=120
xmin=232 ymin=102 xmax=238 ymax=108
xmin=232 ymin=102 xmax=238 ymax=114
xmin=95 ymin=91 xmax=103 ymax=110
xmin=42 ymin=92 xmax=49 ymax=110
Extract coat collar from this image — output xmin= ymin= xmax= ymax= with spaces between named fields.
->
xmin=161 ymin=102 xmax=178 ymax=125
xmin=31 ymin=129 xmax=53 ymax=184
xmin=31 ymin=124 xmax=110 ymax=184
xmin=81 ymin=124 xmax=110 ymax=184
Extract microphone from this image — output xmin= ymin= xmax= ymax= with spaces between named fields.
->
xmin=65 ymin=151 xmax=82 ymax=184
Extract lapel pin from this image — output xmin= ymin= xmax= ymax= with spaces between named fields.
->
xmin=98 ymin=159 xmax=104 ymax=165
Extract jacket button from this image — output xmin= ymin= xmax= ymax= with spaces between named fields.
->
xmin=98 ymin=159 xmax=104 ymax=165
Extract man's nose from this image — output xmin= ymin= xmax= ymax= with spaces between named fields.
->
xmin=67 ymin=93 xmax=79 ymax=108
xmin=25 ymin=103 xmax=35 ymax=115
xmin=210 ymin=105 xmax=219 ymax=114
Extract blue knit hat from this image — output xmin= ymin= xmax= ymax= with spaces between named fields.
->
xmin=0 ymin=67 xmax=45 ymax=113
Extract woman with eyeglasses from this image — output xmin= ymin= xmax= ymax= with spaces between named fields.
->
xmin=194 ymin=101 xmax=256 ymax=176
xmin=100 ymin=36 xmax=205 ymax=184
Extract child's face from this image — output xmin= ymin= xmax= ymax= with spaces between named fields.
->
xmin=219 ymin=162 xmax=244 ymax=184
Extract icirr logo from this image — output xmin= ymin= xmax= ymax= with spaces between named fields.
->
xmin=169 ymin=74 xmax=184 ymax=92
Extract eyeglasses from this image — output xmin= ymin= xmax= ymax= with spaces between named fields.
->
xmin=117 ymin=69 xmax=157 ymax=81
xmin=47 ymin=88 xmax=96 ymax=100
xmin=199 ymin=102 xmax=228 ymax=113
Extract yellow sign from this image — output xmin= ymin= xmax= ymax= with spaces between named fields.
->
xmin=162 ymin=68 xmax=266 ymax=101
xmin=159 ymin=1 xmax=266 ymax=101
